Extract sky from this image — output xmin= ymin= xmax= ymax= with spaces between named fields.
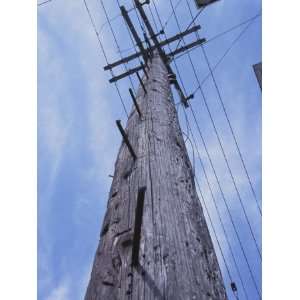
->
xmin=37 ymin=0 xmax=261 ymax=299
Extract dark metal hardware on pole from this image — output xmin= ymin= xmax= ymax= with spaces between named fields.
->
xmin=136 ymin=72 xmax=147 ymax=94
xmin=253 ymin=62 xmax=262 ymax=90
xmin=129 ymin=88 xmax=142 ymax=118
xmin=194 ymin=0 xmax=221 ymax=9
xmin=132 ymin=186 xmax=147 ymax=267
xmin=141 ymin=62 xmax=149 ymax=79
xmin=116 ymin=120 xmax=137 ymax=160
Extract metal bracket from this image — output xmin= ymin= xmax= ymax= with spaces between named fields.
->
xmin=129 ymin=88 xmax=142 ymax=118
xmin=116 ymin=120 xmax=137 ymax=160
xmin=136 ymin=71 xmax=147 ymax=94
xmin=132 ymin=186 xmax=147 ymax=267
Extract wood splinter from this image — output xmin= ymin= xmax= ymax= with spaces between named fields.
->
xmin=116 ymin=120 xmax=137 ymax=160
xmin=132 ymin=186 xmax=147 ymax=267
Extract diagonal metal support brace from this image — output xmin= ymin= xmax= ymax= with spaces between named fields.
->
xmin=116 ymin=120 xmax=137 ymax=160
xmin=129 ymin=88 xmax=142 ymax=118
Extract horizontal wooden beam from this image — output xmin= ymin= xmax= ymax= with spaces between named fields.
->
xmin=109 ymin=64 xmax=144 ymax=83
xmin=167 ymin=38 xmax=206 ymax=58
xmin=104 ymin=25 xmax=201 ymax=71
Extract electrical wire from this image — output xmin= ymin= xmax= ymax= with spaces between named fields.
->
xmin=173 ymin=6 xmax=205 ymax=52
xmin=201 ymin=44 xmax=262 ymax=215
xmin=131 ymin=0 xmax=146 ymax=34
xmin=189 ymin=102 xmax=261 ymax=298
xmin=192 ymin=13 xmax=261 ymax=94
xmin=82 ymin=0 xmax=129 ymax=117
xmin=151 ymin=0 xmax=189 ymax=96
xmin=178 ymin=97 xmax=241 ymax=300
xmin=99 ymin=0 xmax=137 ymax=95
xmin=83 ymin=1 xmax=261 ymax=296
xmin=117 ymin=0 xmax=144 ymax=63
xmin=180 ymin=103 xmax=251 ymax=300
xmin=160 ymin=0 xmax=184 ymax=31
xmin=170 ymin=0 xmax=262 ymax=259
xmin=186 ymin=5 xmax=262 ymax=216
xmin=148 ymin=5 xmax=160 ymax=39
xmin=38 ymin=0 xmax=53 ymax=6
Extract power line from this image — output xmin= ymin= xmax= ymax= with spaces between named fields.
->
xmin=179 ymin=104 xmax=250 ymax=300
xmin=38 ymin=0 xmax=53 ymax=6
xmin=99 ymin=0 xmax=137 ymax=96
xmin=82 ymin=0 xmax=261 ymax=297
xmin=131 ymin=0 xmax=146 ymax=34
xmin=187 ymin=0 xmax=262 ymax=232
xmin=160 ymin=0 xmax=184 ymax=31
xmin=192 ymin=13 xmax=261 ymax=93
xmin=172 ymin=12 xmax=261 ymax=62
xmin=147 ymin=5 xmax=160 ymax=38
xmin=82 ymin=0 xmax=129 ymax=117
xmin=169 ymin=2 xmax=261 ymax=295
xmin=151 ymin=0 xmax=189 ymax=95
xmin=170 ymin=0 xmax=261 ymax=259
xmin=173 ymin=5 xmax=205 ymax=52
xmin=175 ymin=5 xmax=260 ymax=73
xmin=116 ymin=0 xmax=184 ymax=54
xmin=195 ymin=175 xmax=240 ymax=300
xmin=119 ymin=0 xmax=145 ymax=66
xmin=201 ymin=44 xmax=262 ymax=215
xmin=189 ymin=102 xmax=262 ymax=299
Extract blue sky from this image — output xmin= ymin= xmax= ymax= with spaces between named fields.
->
xmin=38 ymin=0 xmax=261 ymax=299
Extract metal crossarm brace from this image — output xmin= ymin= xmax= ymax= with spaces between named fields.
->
xmin=116 ymin=120 xmax=137 ymax=160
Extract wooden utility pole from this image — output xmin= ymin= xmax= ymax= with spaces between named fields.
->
xmin=85 ymin=52 xmax=227 ymax=299
xmin=85 ymin=1 xmax=227 ymax=299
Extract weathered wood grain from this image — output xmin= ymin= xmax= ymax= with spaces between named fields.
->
xmin=85 ymin=53 xmax=227 ymax=300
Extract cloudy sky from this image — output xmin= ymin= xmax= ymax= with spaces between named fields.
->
xmin=38 ymin=0 xmax=261 ymax=299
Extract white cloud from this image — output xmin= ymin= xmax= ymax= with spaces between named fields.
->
xmin=45 ymin=279 xmax=70 ymax=300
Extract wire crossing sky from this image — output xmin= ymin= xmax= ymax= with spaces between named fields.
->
xmin=38 ymin=0 xmax=261 ymax=299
